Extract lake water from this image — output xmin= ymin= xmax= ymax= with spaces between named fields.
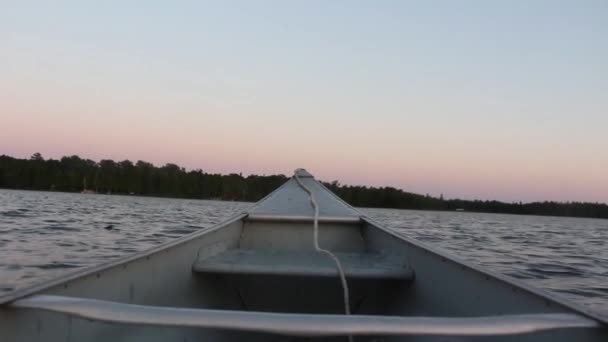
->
xmin=1 ymin=189 xmax=606 ymax=318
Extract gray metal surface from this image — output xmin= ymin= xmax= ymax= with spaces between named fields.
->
xmin=0 ymin=213 xmax=247 ymax=305
xmin=239 ymin=220 xmax=366 ymax=253
xmin=193 ymin=249 xmax=413 ymax=279
xmin=247 ymin=170 xmax=360 ymax=219
xmin=246 ymin=214 xmax=361 ymax=224
xmin=12 ymin=295 xmax=599 ymax=336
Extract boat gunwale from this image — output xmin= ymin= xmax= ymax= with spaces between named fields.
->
xmin=0 ymin=213 xmax=248 ymax=305
xmin=11 ymin=294 xmax=600 ymax=336
xmin=361 ymin=216 xmax=608 ymax=325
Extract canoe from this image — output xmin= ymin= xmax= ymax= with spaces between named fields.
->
xmin=0 ymin=169 xmax=606 ymax=341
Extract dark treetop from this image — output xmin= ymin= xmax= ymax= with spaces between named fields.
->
xmin=1 ymin=153 xmax=607 ymax=219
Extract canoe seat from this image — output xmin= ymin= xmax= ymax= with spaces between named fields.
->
xmin=193 ymin=249 xmax=413 ymax=280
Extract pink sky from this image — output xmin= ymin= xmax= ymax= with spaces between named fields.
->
xmin=2 ymin=104 xmax=606 ymax=203
xmin=2 ymin=2 xmax=607 ymax=203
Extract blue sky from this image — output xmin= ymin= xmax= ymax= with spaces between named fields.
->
xmin=2 ymin=1 xmax=607 ymax=202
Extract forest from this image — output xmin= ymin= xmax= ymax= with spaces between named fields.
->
xmin=1 ymin=153 xmax=607 ymax=219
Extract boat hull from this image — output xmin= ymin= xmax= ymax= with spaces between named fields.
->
xmin=1 ymin=215 xmax=605 ymax=341
xmin=1 ymin=170 xmax=605 ymax=341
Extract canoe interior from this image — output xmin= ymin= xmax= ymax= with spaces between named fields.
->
xmin=0 ymin=216 xmax=605 ymax=341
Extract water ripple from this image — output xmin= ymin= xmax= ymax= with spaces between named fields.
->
xmin=0 ymin=189 xmax=606 ymax=319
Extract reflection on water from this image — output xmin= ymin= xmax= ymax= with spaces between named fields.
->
xmin=1 ymin=189 xmax=606 ymax=317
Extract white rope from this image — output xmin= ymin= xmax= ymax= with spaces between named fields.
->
xmin=293 ymin=171 xmax=353 ymax=342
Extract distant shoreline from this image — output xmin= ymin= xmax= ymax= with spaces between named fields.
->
xmin=1 ymin=153 xmax=607 ymax=220
xmin=1 ymin=187 xmax=606 ymax=221
xmin=0 ymin=187 xmax=254 ymax=203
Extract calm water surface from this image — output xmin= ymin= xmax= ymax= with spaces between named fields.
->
xmin=1 ymin=189 xmax=606 ymax=317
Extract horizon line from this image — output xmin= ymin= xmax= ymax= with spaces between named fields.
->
xmin=2 ymin=152 xmax=606 ymax=206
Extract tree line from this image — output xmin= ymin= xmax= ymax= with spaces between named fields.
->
xmin=1 ymin=153 xmax=607 ymax=219
xmin=0 ymin=153 xmax=286 ymax=201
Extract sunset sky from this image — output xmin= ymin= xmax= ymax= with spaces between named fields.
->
xmin=1 ymin=1 xmax=607 ymax=203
